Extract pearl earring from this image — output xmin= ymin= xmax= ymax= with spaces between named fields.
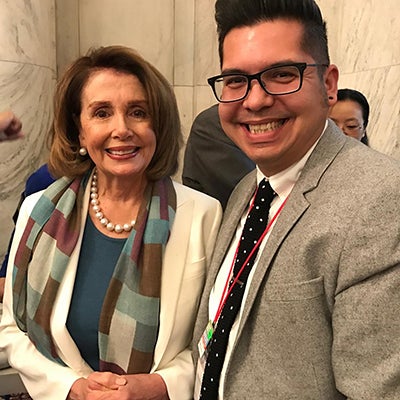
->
xmin=79 ymin=147 xmax=87 ymax=156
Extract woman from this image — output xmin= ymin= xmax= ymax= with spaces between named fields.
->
xmin=0 ymin=46 xmax=222 ymax=400
xmin=329 ymin=88 xmax=370 ymax=145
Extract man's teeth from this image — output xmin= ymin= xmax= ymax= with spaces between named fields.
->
xmin=109 ymin=149 xmax=136 ymax=155
xmin=248 ymin=120 xmax=284 ymax=133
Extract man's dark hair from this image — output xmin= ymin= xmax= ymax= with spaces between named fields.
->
xmin=215 ymin=0 xmax=330 ymax=67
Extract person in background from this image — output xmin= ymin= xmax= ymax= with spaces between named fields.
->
xmin=0 ymin=45 xmax=222 ymax=400
xmin=0 ymin=164 xmax=55 ymax=301
xmin=0 ymin=110 xmax=24 ymax=141
xmin=182 ymin=104 xmax=255 ymax=209
xmin=193 ymin=0 xmax=400 ymax=399
xmin=329 ymin=88 xmax=370 ymax=145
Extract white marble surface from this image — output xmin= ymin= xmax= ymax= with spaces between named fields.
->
xmin=174 ymin=0 xmax=195 ymax=86
xmin=320 ymin=0 xmax=400 ymax=159
xmin=0 ymin=0 xmax=56 ymax=67
xmin=79 ymin=0 xmax=175 ymax=82
xmin=338 ymin=66 xmax=400 ymax=159
xmin=0 ymin=0 xmax=56 ymax=264
xmin=55 ymin=0 xmax=79 ymax=75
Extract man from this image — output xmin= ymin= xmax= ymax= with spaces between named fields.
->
xmin=182 ymin=104 xmax=255 ymax=209
xmin=193 ymin=0 xmax=400 ymax=399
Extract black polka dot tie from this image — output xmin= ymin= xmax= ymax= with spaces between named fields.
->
xmin=200 ymin=178 xmax=275 ymax=399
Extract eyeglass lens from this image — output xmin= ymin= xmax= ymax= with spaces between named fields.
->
xmin=214 ymin=65 xmax=302 ymax=102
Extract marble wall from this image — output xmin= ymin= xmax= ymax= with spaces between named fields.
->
xmin=0 ymin=0 xmax=399 ymax=262
xmin=318 ymin=0 xmax=400 ymax=158
xmin=0 ymin=0 xmax=56 ymax=262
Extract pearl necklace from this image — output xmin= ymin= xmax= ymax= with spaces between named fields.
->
xmin=90 ymin=169 xmax=136 ymax=234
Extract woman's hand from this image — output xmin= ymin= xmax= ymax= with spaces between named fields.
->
xmin=86 ymin=371 xmax=127 ymax=391
xmin=67 ymin=377 xmax=91 ymax=400
xmin=68 ymin=372 xmax=168 ymax=400
xmin=67 ymin=374 xmax=126 ymax=400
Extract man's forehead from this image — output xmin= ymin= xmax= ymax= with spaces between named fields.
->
xmin=221 ymin=20 xmax=308 ymax=70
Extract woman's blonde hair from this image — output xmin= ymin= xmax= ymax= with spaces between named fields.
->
xmin=48 ymin=45 xmax=182 ymax=180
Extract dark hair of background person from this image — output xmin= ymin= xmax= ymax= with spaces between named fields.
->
xmin=337 ymin=88 xmax=370 ymax=145
xmin=48 ymin=45 xmax=182 ymax=180
xmin=215 ymin=0 xmax=330 ymax=71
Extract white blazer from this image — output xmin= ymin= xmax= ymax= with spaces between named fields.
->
xmin=0 ymin=180 xmax=222 ymax=400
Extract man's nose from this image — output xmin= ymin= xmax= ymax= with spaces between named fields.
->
xmin=242 ymin=79 xmax=274 ymax=110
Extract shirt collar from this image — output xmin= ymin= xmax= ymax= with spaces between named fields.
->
xmin=257 ymin=120 xmax=328 ymax=199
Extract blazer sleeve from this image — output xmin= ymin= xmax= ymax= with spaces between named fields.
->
xmin=332 ymin=177 xmax=400 ymax=399
xmin=0 ymin=192 xmax=82 ymax=400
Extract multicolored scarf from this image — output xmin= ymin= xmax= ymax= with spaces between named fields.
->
xmin=12 ymin=171 xmax=176 ymax=374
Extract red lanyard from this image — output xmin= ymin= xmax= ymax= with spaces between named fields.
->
xmin=213 ymin=196 xmax=287 ymax=325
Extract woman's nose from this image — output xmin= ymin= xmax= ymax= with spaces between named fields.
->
xmin=112 ymin=114 xmax=133 ymax=138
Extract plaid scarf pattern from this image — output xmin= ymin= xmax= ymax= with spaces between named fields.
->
xmin=12 ymin=172 xmax=176 ymax=374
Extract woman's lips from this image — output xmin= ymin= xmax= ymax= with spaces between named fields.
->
xmin=106 ymin=147 xmax=139 ymax=156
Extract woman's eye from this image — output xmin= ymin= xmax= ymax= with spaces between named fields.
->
xmin=94 ymin=109 xmax=109 ymax=118
xmin=130 ymin=108 xmax=148 ymax=119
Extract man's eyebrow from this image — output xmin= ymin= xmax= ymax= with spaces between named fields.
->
xmin=220 ymin=60 xmax=303 ymax=75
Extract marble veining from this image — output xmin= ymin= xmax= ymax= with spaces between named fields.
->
xmin=0 ymin=0 xmax=56 ymax=68
xmin=0 ymin=0 xmax=56 ymax=263
xmin=0 ymin=61 xmax=55 ymax=259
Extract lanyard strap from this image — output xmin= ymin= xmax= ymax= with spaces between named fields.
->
xmin=213 ymin=196 xmax=287 ymax=325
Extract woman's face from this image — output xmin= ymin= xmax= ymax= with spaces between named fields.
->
xmin=329 ymin=99 xmax=366 ymax=141
xmin=78 ymin=68 xmax=156 ymax=181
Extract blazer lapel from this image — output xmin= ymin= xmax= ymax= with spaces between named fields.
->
xmin=193 ymin=171 xmax=257 ymax=348
xmin=51 ymin=177 xmax=93 ymax=375
xmin=203 ymin=172 xmax=258 ymax=299
xmin=236 ymin=122 xmax=347 ymax=339
xmin=152 ymin=185 xmax=191 ymax=369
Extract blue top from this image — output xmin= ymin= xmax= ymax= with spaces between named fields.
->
xmin=1 ymin=164 xmax=55 ymax=277
xmin=66 ymin=216 xmax=126 ymax=370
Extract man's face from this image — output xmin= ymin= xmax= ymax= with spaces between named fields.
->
xmin=218 ymin=19 xmax=338 ymax=176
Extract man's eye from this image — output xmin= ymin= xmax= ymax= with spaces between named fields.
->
xmin=222 ymin=76 xmax=246 ymax=88
xmin=269 ymin=69 xmax=298 ymax=81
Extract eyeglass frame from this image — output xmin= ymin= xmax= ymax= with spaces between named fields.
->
xmin=207 ymin=62 xmax=329 ymax=103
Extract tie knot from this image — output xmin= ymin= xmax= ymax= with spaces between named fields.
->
xmin=254 ymin=178 xmax=275 ymax=208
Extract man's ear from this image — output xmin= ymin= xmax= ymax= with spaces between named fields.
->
xmin=325 ymin=64 xmax=339 ymax=107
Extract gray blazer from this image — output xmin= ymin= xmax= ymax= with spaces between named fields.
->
xmin=194 ymin=121 xmax=400 ymax=399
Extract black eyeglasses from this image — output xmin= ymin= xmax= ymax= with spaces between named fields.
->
xmin=207 ymin=62 xmax=328 ymax=103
